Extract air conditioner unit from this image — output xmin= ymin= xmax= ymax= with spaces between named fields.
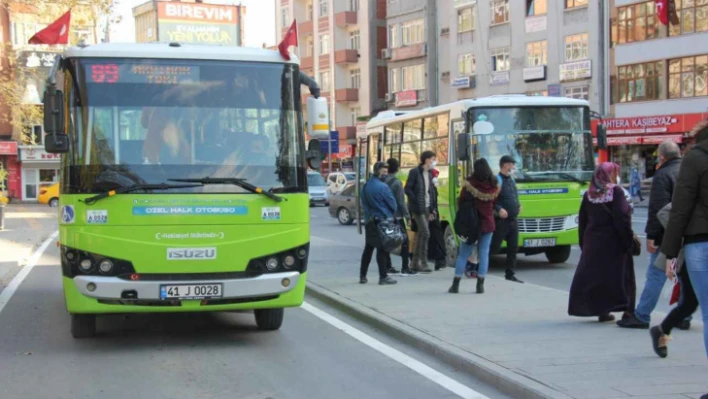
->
xmin=382 ymin=48 xmax=392 ymax=60
xmin=440 ymin=27 xmax=450 ymax=36
xmin=385 ymin=93 xmax=395 ymax=102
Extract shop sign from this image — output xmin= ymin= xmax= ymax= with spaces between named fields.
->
xmin=17 ymin=51 xmax=60 ymax=68
xmin=451 ymin=76 xmax=475 ymax=89
xmin=523 ymin=66 xmax=546 ymax=82
xmin=0 ymin=142 xmax=18 ymax=156
xmin=608 ymin=136 xmax=643 ymax=146
xmin=337 ymin=145 xmax=354 ymax=159
xmin=391 ymin=43 xmax=427 ymax=61
xmin=598 ymin=113 xmax=708 ymax=135
xmin=547 ymin=84 xmax=561 ymax=97
xmin=641 ymin=134 xmax=683 ymax=145
xmin=525 ymin=15 xmax=547 ymax=33
xmin=560 ymin=60 xmax=592 ymax=82
xmin=19 ymin=146 xmax=61 ymax=162
xmin=395 ymin=90 xmax=418 ymax=107
xmin=157 ymin=2 xmax=242 ymax=45
xmin=489 ymin=71 xmax=510 ymax=86
xmin=454 ymin=0 xmax=476 ymax=8
xmin=356 ymin=122 xmax=368 ymax=139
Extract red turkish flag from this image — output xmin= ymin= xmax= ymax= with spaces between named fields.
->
xmin=656 ymin=0 xmax=669 ymax=25
xmin=28 ymin=10 xmax=71 ymax=45
xmin=278 ymin=20 xmax=298 ymax=61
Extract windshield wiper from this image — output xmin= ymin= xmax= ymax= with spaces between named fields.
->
xmin=81 ymin=183 xmax=203 ymax=205
xmin=168 ymin=177 xmax=285 ymax=203
xmin=528 ymin=172 xmax=588 ymax=185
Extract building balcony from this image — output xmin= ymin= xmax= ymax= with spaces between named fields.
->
xmin=336 ymin=126 xmax=357 ymax=140
xmin=319 ymin=55 xmax=330 ymax=69
xmin=335 ymin=11 xmax=357 ymax=27
xmin=298 ymin=20 xmax=313 ymax=35
xmin=334 ymin=49 xmax=358 ymax=64
xmin=335 ymin=88 xmax=359 ymax=102
xmin=301 ymin=56 xmax=314 ymax=69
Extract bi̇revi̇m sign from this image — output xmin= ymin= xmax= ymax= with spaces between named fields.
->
xmin=157 ymin=2 xmax=242 ymax=45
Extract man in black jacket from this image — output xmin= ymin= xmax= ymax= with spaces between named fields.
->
xmin=619 ymin=140 xmax=689 ymax=329
xmin=490 ymin=155 xmax=523 ymax=283
xmin=405 ymin=150 xmax=437 ymax=273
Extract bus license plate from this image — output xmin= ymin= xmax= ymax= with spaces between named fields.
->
xmin=160 ymin=284 xmax=223 ymax=300
xmin=524 ymin=238 xmax=556 ymax=248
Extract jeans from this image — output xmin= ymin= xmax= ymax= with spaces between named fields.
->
xmin=360 ymin=244 xmax=388 ymax=280
xmin=490 ymin=218 xmax=519 ymax=277
xmin=412 ymin=212 xmax=430 ymax=268
xmin=684 ymin=242 xmax=708 ymax=359
xmin=635 ymin=252 xmax=691 ymax=324
xmin=454 ymin=233 xmax=493 ymax=278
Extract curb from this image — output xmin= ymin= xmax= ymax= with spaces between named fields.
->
xmin=306 ymin=282 xmax=573 ymax=399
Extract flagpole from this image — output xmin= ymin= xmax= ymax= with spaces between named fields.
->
xmin=294 ymin=19 xmax=300 ymax=60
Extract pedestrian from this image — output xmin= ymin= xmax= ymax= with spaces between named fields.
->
xmin=619 ymin=140 xmax=690 ymax=330
xmin=568 ymin=162 xmax=636 ymax=323
xmin=428 ymin=168 xmax=448 ymax=271
xmin=490 ymin=155 xmax=524 ymax=283
xmin=655 ymin=121 xmax=708 ymax=395
xmin=630 ymin=166 xmax=643 ymax=203
xmin=359 ymin=161 xmax=398 ymax=285
xmin=404 ymin=150 xmax=437 ymax=273
xmin=383 ymin=158 xmax=417 ymax=276
xmin=449 ymin=158 xmax=500 ymax=294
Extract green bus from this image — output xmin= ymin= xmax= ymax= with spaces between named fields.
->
xmin=42 ymin=43 xmax=323 ymax=338
xmin=363 ymin=96 xmax=595 ymax=266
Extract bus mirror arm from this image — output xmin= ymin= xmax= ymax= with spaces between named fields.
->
xmin=299 ymin=71 xmax=320 ymax=99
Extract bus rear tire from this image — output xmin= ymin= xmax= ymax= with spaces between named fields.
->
xmin=254 ymin=308 xmax=284 ymax=331
xmin=545 ymin=246 xmax=571 ymax=264
xmin=71 ymin=314 xmax=96 ymax=339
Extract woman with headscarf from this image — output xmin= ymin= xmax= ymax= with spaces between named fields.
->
xmin=568 ymin=162 xmax=636 ymax=322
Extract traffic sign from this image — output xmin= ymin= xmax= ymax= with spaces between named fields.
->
xmin=320 ymin=131 xmax=339 ymax=154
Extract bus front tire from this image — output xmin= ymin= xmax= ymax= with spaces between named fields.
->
xmin=254 ymin=308 xmax=284 ymax=331
xmin=70 ymin=314 xmax=96 ymax=339
xmin=545 ymin=246 xmax=571 ymax=264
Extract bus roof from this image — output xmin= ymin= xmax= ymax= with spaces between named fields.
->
xmin=366 ymin=95 xmax=590 ymax=131
xmin=63 ymin=42 xmax=300 ymax=65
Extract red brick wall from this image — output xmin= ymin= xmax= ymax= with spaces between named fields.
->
xmin=376 ymin=26 xmax=386 ymax=60
xmin=376 ymin=0 xmax=386 ymax=19
xmin=377 ymin=66 xmax=387 ymax=100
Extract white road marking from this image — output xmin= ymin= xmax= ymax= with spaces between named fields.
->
xmin=301 ymin=302 xmax=489 ymax=399
xmin=0 ymin=231 xmax=59 ymax=314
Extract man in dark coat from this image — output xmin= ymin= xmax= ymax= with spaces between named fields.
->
xmin=383 ymin=158 xmax=416 ymax=276
xmin=619 ymin=140 xmax=690 ymax=329
xmin=490 ymin=155 xmax=523 ymax=283
xmin=405 ymin=151 xmax=437 ymax=273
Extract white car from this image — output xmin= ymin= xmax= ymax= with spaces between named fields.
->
xmin=326 ymin=172 xmax=356 ymax=195
xmin=308 ymin=172 xmax=330 ymax=207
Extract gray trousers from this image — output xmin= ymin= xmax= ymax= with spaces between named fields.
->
xmin=412 ymin=212 xmax=430 ymax=267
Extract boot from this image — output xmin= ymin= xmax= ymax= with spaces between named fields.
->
xmin=476 ymin=277 xmax=485 ymax=294
xmin=448 ymin=277 xmax=460 ymax=294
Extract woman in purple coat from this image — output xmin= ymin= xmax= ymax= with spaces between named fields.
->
xmin=569 ymin=162 xmax=636 ymax=322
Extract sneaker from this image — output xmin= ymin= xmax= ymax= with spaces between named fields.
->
xmin=387 ymin=267 xmax=401 ymax=275
xmin=400 ymin=268 xmax=419 ymax=277
xmin=379 ymin=276 xmax=398 ymax=285
xmin=413 ymin=262 xmax=433 ymax=273
xmin=506 ymin=275 xmax=524 ymax=283
xmin=616 ymin=315 xmax=649 ymax=329
xmin=359 ymin=277 xmax=368 ymax=284
xmin=678 ymin=320 xmax=691 ymax=331
xmin=649 ymin=326 xmax=670 ymax=358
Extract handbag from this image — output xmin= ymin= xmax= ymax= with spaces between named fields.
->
xmin=361 ymin=183 xmax=406 ymax=252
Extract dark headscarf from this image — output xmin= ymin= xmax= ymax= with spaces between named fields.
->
xmin=587 ymin=162 xmax=620 ymax=204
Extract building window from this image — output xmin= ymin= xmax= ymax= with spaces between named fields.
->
xmin=281 ymin=9 xmax=290 ymax=28
xmin=565 ymin=0 xmax=588 ymax=8
xmin=319 ymin=71 xmax=331 ymax=92
xmin=307 ymin=4 xmax=314 ymax=20
xmin=306 ymin=37 xmax=314 ymax=56
xmin=614 ymin=2 xmax=658 ymax=45
xmin=350 ymin=68 xmax=361 ymax=89
xmin=616 ymin=61 xmax=664 ymax=103
xmin=670 ymin=0 xmax=708 ymax=36
xmin=350 ymin=107 xmax=361 ymax=126
xmin=350 ymin=0 xmax=359 ymax=12
xmin=565 ymin=86 xmax=589 ymax=100
xmin=402 ymin=19 xmax=425 ymax=45
xmin=491 ymin=0 xmax=510 ymax=25
xmin=526 ymin=0 xmax=547 ymax=16
xmin=319 ymin=0 xmax=328 ymax=17
xmin=390 ymin=68 xmax=400 ymax=93
xmin=526 ymin=40 xmax=547 ymax=66
xmin=669 ymin=55 xmax=708 ymax=99
xmin=527 ymin=90 xmax=548 ymax=96
xmin=402 ymin=64 xmax=425 ymax=90
xmin=458 ymin=53 xmax=476 ymax=76
xmin=11 ymin=22 xmax=48 ymax=46
xmin=458 ymin=7 xmax=476 ymax=32
xmin=389 ymin=24 xmax=399 ymax=48
xmin=350 ymin=30 xmax=360 ymax=50
xmin=565 ymin=33 xmax=588 ymax=61
xmin=491 ymin=47 xmax=510 ymax=71
xmin=320 ymin=34 xmax=330 ymax=54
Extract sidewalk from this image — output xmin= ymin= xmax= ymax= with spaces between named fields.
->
xmin=0 ymin=204 xmax=58 ymax=287
xmin=308 ymin=263 xmax=707 ymax=399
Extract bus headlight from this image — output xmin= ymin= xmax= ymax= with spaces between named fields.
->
xmin=99 ymin=260 xmax=114 ymax=274
xmin=60 ymin=245 xmax=136 ymax=278
xmin=283 ymin=255 xmax=296 ymax=269
xmin=246 ymin=244 xmax=310 ymax=274
xmin=79 ymin=259 xmax=93 ymax=272
xmin=265 ymin=257 xmax=279 ymax=271
xmin=564 ymin=215 xmax=579 ymax=230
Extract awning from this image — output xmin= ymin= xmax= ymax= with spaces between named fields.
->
xmin=641 ymin=134 xmax=683 ymax=145
xmin=608 ymin=136 xmax=643 ymax=146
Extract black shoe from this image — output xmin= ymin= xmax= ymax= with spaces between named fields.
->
xmin=650 ymin=326 xmax=669 ymax=358
xmin=678 ymin=320 xmax=691 ymax=331
xmin=506 ymin=275 xmax=524 ymax=283
xmin=448 ymin=277 xmax=460 ymax=294
xmin=598 ymin=313 xmax=615 ymax=323
xmin=476 ymin=277 xmax=485 ymax=294
xmin=434 ymin=260 xmax=447 ymax=271
xmin=359 ymin=277 xmax=368 ymax=284
xmin=387 ymin=267 xmax=401 ymax=275
xmin=616 ymin=315 xmax=649 ymax=329
xmin=379 ymin=276 xmax=398 ymax=285
xmin=401 ymin=268 xmax=419 ymax=277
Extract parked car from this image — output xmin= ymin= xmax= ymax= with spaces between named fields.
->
xmin=326 ymin=172 xmax=356 ymax=195
xmin=38 ymin=182 xmax=60 ymax=207
xmin=328 ymin=183 xmax=362 ymax=225
xmin=307 ymin=172 xmax=329 ymax=207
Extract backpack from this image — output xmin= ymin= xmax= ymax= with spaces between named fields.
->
xmin=454 ymin=200 xmax=480 ymax=245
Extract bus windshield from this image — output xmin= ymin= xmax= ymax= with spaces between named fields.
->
xmin=63 ymin=58 xmax=304 ymax=194
xmin=469 ymin=107 xmax=594 ymax=182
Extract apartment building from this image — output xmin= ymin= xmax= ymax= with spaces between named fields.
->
xmin=275 ymin=0 xmax=388 ymax=166
xmin=603 ymin=0 xmax=708 ymax=181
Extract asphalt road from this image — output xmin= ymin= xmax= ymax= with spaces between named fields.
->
xmin=0 ymin=226 xmax=509 ymax=399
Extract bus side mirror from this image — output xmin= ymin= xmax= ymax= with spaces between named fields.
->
xmin=43 ymin=89 xmax=69 ymax=153
xmin=456 ymin=133 xmax=470 ymax=161
xmin=45 ymin=134 xmax=69 ymax=153
xmin=596 ymin=124 xmax=608 ymax=150
xmin=306 ymin=139 xmax=322 ymax=169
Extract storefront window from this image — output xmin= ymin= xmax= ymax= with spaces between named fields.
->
xmin=616 ymin=61 xmax=664 ymax=102
xmin=669 ymin=0 xmax=708 ymax=37
xmin=668 ymin=55 xmax=708 ymax=99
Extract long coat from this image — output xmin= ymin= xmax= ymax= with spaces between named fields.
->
xmin=568 ymin=186 xmax=636 ymax=317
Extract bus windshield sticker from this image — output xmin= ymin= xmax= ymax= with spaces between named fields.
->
xmin=261 ymin=207 xmax=281 ymax=221
xmin=473 ymin=120 xmax=494 ymax=135
xmin=87 ymin=210 xmax=108 ymax=224
xmin=61 ymin=206 xmax=75 ymax=224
